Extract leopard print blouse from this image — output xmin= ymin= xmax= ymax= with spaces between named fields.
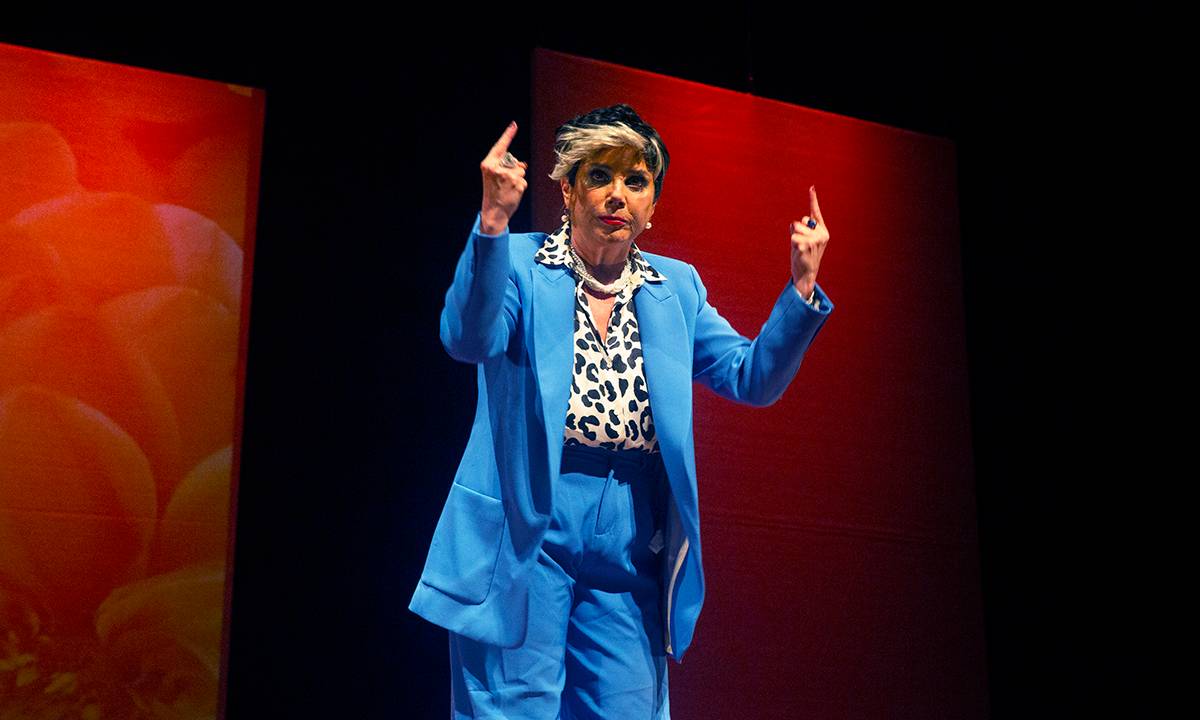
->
xmin=534 ymin=221 xmax=667 ymax=454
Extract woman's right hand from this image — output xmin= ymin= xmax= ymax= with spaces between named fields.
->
xmin=479 ymin=121 xmax=528 ymax=235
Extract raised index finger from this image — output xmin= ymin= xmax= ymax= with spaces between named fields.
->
xmin=488 ymin=121 xmax=518 ymax=160
xmin=809 ymin=185 xmax=824 ymax=224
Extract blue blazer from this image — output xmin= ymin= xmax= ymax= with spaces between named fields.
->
xmin=409 ymin=213 xmax=833 ymax=662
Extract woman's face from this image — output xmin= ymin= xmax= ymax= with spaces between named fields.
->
xmin=561 ymin=145 xmax=657 ymax=251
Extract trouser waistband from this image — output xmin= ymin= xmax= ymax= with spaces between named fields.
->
xmin=561 ymin=442 xmax=665 ymax=476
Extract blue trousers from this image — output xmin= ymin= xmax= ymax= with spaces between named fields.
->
xmin=449 ymin=443 xmax=672 ymax=719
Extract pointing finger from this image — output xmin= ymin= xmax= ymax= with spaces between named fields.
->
xmin=809 ymin=185 xmax=824 ymax=224
xmin=488 ymin=121 xmax=518 ymax=160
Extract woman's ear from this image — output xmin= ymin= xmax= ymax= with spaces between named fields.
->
xmin=560 ymin=177 xmax=572 ymax=209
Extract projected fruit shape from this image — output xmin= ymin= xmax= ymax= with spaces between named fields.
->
xmin=0 ymin=385 xmax=156 ymax=629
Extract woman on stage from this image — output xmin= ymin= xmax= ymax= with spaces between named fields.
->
xmin=410 ymin=104 xmax=833 ymax=719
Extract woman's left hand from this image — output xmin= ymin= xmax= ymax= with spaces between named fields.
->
xmin=791 ymin=186 xmax=830 ymax=300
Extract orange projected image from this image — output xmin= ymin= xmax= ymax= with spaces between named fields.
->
xmin=0 ymin=43 xmax=263 ymax=719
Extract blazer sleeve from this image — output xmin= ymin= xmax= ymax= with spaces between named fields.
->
xmin=439 ymin=213 xmax=521 ymax=364
xmin=691 ymin=264 xmax=833 ymax=406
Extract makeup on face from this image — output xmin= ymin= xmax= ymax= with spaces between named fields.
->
xmin=567 ymin=146 xmax=656 ymax=243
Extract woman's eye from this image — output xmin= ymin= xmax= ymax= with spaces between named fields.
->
xmin=589 ymin=169 xmax=609 ymax=182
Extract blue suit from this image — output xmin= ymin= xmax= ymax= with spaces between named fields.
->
xmin=410 ymin=213 xmax=833 ymax=662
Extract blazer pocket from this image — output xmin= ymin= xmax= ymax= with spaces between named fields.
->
xmin=422 ymin=483 xmax=506 ymax=605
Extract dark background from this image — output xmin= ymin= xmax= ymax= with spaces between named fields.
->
xmin=3 ymin=9 xmax=1158 ymax=718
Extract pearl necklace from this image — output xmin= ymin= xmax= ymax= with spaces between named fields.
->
xmin=568 ymin=242 xmax=637 ymax=296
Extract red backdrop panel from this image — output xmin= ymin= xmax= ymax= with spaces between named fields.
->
xmin=0 ymin=42 xmax=262 ymax=719
xmin=533 ymin=48 xmax=986 ymax=718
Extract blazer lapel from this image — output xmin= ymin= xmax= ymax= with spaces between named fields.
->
xmin=635 ymin=280 xmax=697 ymax=537
xmin=531 ymin=262 xmax=575 ymax=480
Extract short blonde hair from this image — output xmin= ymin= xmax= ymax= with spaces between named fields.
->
xmin=549 ymin=105 xmax=669 ymax=201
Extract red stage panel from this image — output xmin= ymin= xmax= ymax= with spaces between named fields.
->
xmin=0 ymin=42 xmax=262 ymax=719
xmin=533 ymin=48 xmax=986 ymax=718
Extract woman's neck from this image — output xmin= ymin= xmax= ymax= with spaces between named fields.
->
xmin=577 ymin=255 xmax=626 ymax=285
xmin=571 ymin=236 xmax=630 ymax=285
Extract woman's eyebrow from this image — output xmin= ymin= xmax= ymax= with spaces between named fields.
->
xmin=590 ymin=163 xmax=648 ymax=178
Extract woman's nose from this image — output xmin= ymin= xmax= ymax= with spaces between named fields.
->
xmin=608 ymin=180 xmax=628 ymax=204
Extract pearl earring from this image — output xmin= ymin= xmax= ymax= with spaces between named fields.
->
xmin=645 ymin=221 xmax=652 ymax=229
